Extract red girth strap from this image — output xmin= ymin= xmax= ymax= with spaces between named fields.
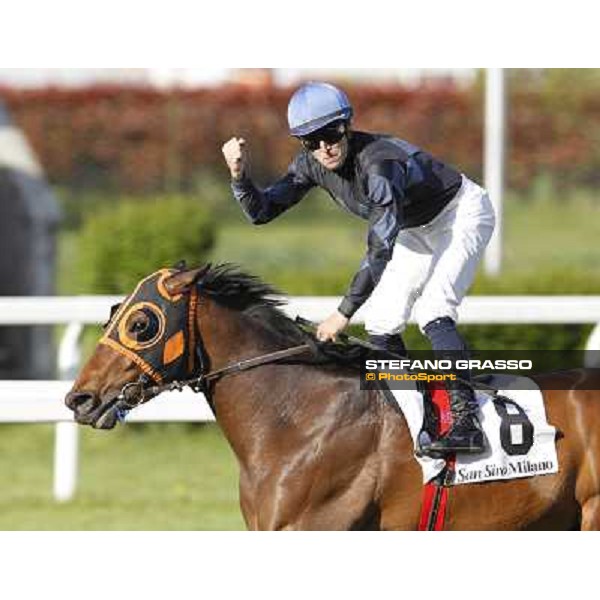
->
xmin=418 ymin=382 xmax=456 ymax=531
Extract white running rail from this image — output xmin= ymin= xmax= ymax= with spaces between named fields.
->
xmin=1 ymin=295 xmax=600 ymax=502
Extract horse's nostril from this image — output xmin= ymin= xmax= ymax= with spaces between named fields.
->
xmin=65 ymin=391 xmax=97 ymax=413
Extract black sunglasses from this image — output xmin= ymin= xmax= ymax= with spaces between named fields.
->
xmin=299 ymin=122 xmax=347 ymax=151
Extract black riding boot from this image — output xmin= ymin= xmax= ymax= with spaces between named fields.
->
xmin=420 ymin=317 xmax=486 ymax=457
xmin=367 ymin=333 xmax=407 ymax=357
xmin=420 ymin=378 xmax=485 ymax=457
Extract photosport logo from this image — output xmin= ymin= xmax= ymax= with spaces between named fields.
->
xmin=364 ymin=369 xmax=458 ymax=384
xmin=360 ymin=350 xmax=600 ymax=390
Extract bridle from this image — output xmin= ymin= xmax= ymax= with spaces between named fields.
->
xmin=108 ymin=272 xmax=315 ymax=419
xmin=114 ymin=343 xmax=314 ymax=414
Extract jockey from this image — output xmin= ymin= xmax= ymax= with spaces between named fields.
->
xmin=222 ymin=81 xmax=496 ymax=457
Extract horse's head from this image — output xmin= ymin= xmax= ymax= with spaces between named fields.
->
xmin=65 ymin=265 xmax=210 ymax=429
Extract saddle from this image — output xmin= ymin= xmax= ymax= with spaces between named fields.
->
xmin=380 ymin=373 xmax=559 ymax=485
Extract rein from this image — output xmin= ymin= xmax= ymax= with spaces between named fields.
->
xmin=115 ymin=342 xmax=314 ymax=410
xmin=149 ymin=342 xmax=313 ymax=395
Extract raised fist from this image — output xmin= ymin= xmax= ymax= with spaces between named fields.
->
xmin=222 ymin=137 xmax=247 ymax=180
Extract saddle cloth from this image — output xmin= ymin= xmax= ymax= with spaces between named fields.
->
xmin=386 ymin=374 xmax=559 ymax=486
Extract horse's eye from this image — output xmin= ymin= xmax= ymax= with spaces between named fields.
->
xmin=131 ymin=320 xmax=147 ymax=334
xmin=127 ymin=309 xmax=160 ymax=343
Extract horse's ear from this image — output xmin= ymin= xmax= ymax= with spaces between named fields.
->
xmin=164 ymin=264 xmax=211 ymax=296
xmin=172 ymin=259 xmax=187 ymax=271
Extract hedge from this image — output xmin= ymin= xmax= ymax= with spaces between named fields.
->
xmin=2 ymin=74 xmax=600 ymax=193
xmin=77 ymin=195 xmax=216 ymax=294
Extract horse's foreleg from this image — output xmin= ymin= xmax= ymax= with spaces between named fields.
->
xmin=273 ymin=501 xmax=382 ymax=531
xmin=581 ymin=496 xmax=600 ymax=530
xmin=251 ymin=476 xmax=381 ymax=530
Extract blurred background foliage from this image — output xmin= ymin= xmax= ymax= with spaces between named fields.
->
xmin=3 ymin=69 xmax=600 ymax=195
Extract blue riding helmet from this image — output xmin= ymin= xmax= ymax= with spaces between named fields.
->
xmin=287 ymin=82 xmax=353 ymax=137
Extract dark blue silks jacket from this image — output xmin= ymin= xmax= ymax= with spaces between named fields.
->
xmin=231 ymin=131 xmax=463 ymax=318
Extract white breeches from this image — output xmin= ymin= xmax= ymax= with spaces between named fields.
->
xmin=363 ymin=176 xmax=496 ymax=335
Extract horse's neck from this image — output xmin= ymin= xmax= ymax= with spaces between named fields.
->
xmin=197 ymin=301 xmax=290 ymax=458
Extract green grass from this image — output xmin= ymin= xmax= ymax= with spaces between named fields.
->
xmin=204 ymin=188 xmax=600 ymax=292
xmin=0 ymin=423 xmax=245 ymax=530
xmin=501 ymin=192 xmax=600 ymax=275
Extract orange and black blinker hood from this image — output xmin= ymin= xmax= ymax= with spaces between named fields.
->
xmin=99 ymin=268 xmax=198 ymax=384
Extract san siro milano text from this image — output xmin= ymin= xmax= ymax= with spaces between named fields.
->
xmin=456 ymin=459 xmax=555 ymax=483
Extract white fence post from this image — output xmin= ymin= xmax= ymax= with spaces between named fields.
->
xmin=53 ymin=421 xmax=79 ymax=502
xmin=484 ymin=67 xmax=506 ymax=277
xmin=54 ymin=322 xmax=83 ymax=502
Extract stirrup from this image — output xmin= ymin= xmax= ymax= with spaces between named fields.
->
xmin=418 ymin=419 xmax=486 ymax=458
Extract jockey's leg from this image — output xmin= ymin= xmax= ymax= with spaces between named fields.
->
xmin=364 ymin=226 xmax=433 ymax=356
xmin=413 ymin=176 xmax=495 ymax=456
xmin=422 ymin=316 xmax=485 ymax=455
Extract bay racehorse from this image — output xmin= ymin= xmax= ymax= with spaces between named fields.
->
xmin=65 ymin=264 xmax=600 ymax=530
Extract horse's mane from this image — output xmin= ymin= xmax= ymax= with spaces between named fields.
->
xmin=197 ymin=263 xmax=375 ymax=370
